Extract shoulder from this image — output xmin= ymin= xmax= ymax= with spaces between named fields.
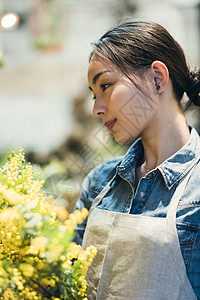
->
xmin=82 ymin=138 xmax=143 ymax=196
xmin=76 ymin=138 xmax=142 ymax=210
xmin=74 ymin=156 xmax=123 ymax=212
xmin=85 ymin=156 xmax=123 ymax=194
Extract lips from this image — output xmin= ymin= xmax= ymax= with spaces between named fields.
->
xmin=104 ymin=118 xmax=117 ymax=131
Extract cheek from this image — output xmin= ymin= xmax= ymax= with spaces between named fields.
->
xmin=109 ymin=84 xmax=137 ymax=111
xmin=113 ymin=86 xmax=158 ymax=134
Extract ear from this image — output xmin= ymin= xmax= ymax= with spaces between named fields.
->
xmin=151 ymin=61 xmax=169 ymax=93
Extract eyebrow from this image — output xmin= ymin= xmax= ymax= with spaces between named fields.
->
xmin=88 ymin=70 xmax=111 ymax=91
xmin=92 ymin=70 xmax=111 ymax=85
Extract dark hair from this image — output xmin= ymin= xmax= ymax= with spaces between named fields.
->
xmin=90 ymin=21 xmax=200 ymax=106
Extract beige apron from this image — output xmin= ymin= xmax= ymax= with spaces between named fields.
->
xmin=82 ymin=168 xmax=197 ymax=300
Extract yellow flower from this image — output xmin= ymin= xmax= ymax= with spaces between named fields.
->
xmin=2 ymin=289 xmax=17 ymax=300
xmin=66 ymin=243 xmax=82 ymax=260
xmin=0 ymin=150 xmax=96 ymax=299
xmin=40 ymin=277 xmax=56 ymax=287
xmin=55 ymin=206 xmax=68 ymax=221
xmin=28 ymin=236 xmax=48 ymax=255
xmin=0 ymin=184 xmax=25 ymax=206
xmin=64 ymin=208 xmax=88 ymax=233
xmin=62 ymin=260 xmax=72 ymax=270
xmin=78 ymin=245 xmax=97 ymax=276
xmin=19 ymin=264 xmax=34 ymax=277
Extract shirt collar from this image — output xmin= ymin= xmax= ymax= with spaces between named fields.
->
xmin=158 ymin=126 xmax=200 ymax=189
xmin=118 ymin=126 xmax=200 ymax=189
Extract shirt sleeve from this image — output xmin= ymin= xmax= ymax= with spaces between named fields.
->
xmin=72 ymin=168 xmax=98 ymax=245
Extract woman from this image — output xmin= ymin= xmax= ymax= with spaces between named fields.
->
xmin=74 ymin=21 xmax=200 ymax=299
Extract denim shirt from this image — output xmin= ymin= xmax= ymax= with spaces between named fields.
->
xmin=74 ymin=126 xmax=200 ymax=299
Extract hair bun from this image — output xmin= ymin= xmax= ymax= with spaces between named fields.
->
xmin=186 ymin=68 xmax=200 ymax=106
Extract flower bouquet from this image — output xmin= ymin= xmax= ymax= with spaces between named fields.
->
xmin=0 ymin=149 xmax=96 ymax=299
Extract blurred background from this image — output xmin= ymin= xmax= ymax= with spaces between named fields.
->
xmin=0 ymin=0 xmax=200 ymax=213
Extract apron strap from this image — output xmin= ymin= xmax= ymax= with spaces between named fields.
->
xmin=88 ymin=178 xmax=114 ymax=217
xmin=166 ymin=164 xmax=196 ymax=221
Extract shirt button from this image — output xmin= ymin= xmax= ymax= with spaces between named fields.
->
xmin=119 ymin=166 xmax=126 ymax=171
xmin=140 ymin=192 xmax=145 ymax=198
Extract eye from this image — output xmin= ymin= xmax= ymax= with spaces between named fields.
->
xmin=89 ymin=86 xmax=96 ymax=100
xmin=90 ymin=92 xmax=96 ymax=101
xmin=100 ymin=84 xmax=110 ymax=91
xmin=89 ymin=90 xmax=96 ymax=101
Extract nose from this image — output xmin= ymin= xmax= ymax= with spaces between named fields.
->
xmin=93 ymin=99 xmax=107 ymax=117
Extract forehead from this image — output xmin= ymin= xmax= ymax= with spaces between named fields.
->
xmin=88 ymin=55 xmax=119 ymax=80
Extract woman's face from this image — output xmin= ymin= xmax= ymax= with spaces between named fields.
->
xmin=88 ymin=54 xmax=158 ymax=144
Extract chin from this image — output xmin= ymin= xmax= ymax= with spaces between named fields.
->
xmin=113 ymin=132 xmax=136 ymax=145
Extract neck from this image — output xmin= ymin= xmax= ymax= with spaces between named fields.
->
xmin=140 ymin=105 xmax=190 ymax=172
